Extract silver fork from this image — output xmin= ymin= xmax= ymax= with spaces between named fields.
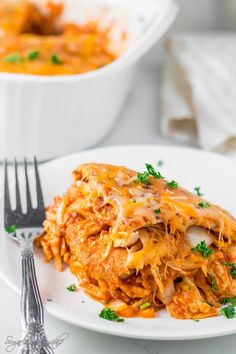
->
xmin=4 ymin=158 xmax=54 ymax=354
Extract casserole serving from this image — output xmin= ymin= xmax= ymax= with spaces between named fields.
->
xmin=37 ymin=162 xmax=236 ymax=320
xmin=0 ymin=1 xmax=117 ymax=75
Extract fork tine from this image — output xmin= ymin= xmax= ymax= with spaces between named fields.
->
xmin=14 ymin=158 xmax=22 ymax=213
xmin=24 ymin=158 xmax=33 ymax=211
xmin=34 ymin=156 xmax=45 ymax=210
xmin=4 ymin=159 xmax=11 ymax=219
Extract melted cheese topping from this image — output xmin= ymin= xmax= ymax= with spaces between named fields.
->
xmin=36 ymin=163 xmax=236 ymax=319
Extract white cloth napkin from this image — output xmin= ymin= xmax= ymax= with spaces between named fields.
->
xmin=161 ymin=33 xmax=236 ymax=153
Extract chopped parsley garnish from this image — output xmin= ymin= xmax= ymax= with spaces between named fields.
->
xmin=224 ymin=262 xmax=235 ymax=267
xmin=220 ymin=298 xmax=228 ymax=305
xmin=66 ymin=284 xmax=76 ymax=292
xmin=154 ymin=208 xmax=161 ymax=214
xmin=192 ymin=240 xmax=214 ymax=258
xmin=136 ymin=163 xmax=164 ymax=184
xmin=230 ymin=266 xmax=236 ymax=279
xmin=139 ymin=302 xmax=151 ymax=310
xmin=50 ymin=53 xmax=63 ymax=65
xmin=157 ymin=160 xmax=163 ymax=167
xmin=167 ymin=180 xmax=178 ymax=189
xmin=27 ymin=50 xmax=40 ymax=61
xmin=99 ymin=308 xmax=124 ymax=322
xmin=136 ymin=171 xmax=149 ymax=184
xmin=5 ymin=224 xmax=16 ymax=236
xmin=145 ymin=164 xmax=164 ymax=179
xmin=221 ymin=305 xmax=236 ymax=319
xmin=198 ymin=202 xmax=210 ymax=209
xmin=210 ymin=275 xmax=218 ymax=293
xmin=132 ymin=199 xmax=136 ymax=203
xmin=220 ymin=296 xmax=236 ymax=306
xmin=224 ymin=262 xmax=236 ymax=279
xmin=4 ymin=53 xmax=21 ymax=64
xmin=194 ymin=186 xmax=204 ymax=197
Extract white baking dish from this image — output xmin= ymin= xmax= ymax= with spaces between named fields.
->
xmin=0 ymin=0 xmax=178 ymax=160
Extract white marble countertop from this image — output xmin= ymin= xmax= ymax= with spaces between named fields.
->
xmin=1 ymin=0 xmax=236 ymax=352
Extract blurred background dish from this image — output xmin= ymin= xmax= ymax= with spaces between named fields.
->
xmin=0 ymin=0 xmax=177 ymax=160
xmin=0 ymin=1 xmax=119 ymax=76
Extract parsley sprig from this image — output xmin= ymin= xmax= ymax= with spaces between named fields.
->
xmin=136 ymin=163 xmax=164 ymax=184
xmin=154 ymin=208 xmax=161 ymax=214
xmin=66 ymin=284 xmax=76 ymax=292
xmin=220 ymin=296 xmax=236 ymax=319
xmin=221 ymin=305 xmax=235 ymax=319
xmin=198 ymin=202 xmax=210 ymax=209
xmin=194 ymin=186 xmax=204 ymax=197
xmin=5 ymin=224 xmax=16 ymax=236
xmin=27 ymin=50 xmax=40 ymax=61
xmin=50 ymin=53 xmax=63 ymax=65
xmin=220 ymin=296 xmax=236 ymax=306
xmin=145 ymin=164 xmax=164 ymax=179
xmin=4 ymin=53 xmax=21 ymax=64
xmin=192 ymin=240 xmax=214 ymax=258
xmin=224 ymin=262 xmax=236 ymax=279
xmin=136 ymin=171 xmax=149 ymax=184
xmin=167 ymin=180 xmax=178 ymax=189
xmin=210 ymin=275 xmax=218 ymax=293
xmin=99 ymin=308 xmax=124 ymax=322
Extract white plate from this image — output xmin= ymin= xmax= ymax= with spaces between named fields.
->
xmin=1 ymin=145 xmax=236 ymax=340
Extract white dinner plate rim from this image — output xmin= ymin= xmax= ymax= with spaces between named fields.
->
xmin=1 ymin=144 xmax=236 ymax=341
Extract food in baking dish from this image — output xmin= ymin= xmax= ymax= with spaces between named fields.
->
xmin=36 ymin=163 xmax=236 ymax=319
xmin=0 ymin=1 xmax=117 ymax=75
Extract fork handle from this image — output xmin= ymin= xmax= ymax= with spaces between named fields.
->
xmin=19 ymin=247 xmax=54 ymax=353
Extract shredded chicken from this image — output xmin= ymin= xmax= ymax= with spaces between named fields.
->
xmin=36 ymin=163 xmax=236 ymax=319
